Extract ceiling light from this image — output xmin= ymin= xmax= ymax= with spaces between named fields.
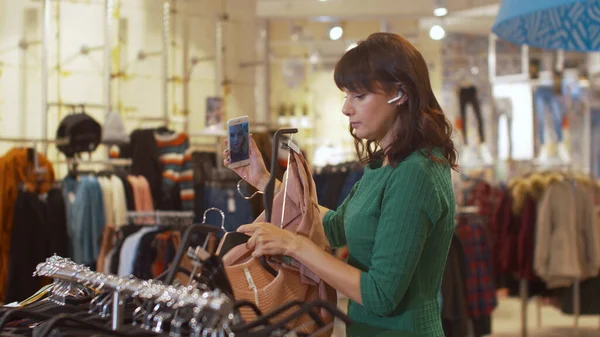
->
xmin=433 ymin=7 xmax=448 ymax=16
xmin=329 ymin=25 xmax=343 ymax=40
xmin=309 ymin=52 xmax=320 ymax=64
xmin=429 ymin=25 xmax=445 ymax=40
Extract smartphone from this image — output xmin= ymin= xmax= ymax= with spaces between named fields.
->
xmin=227 ymin=116 xmax=250 ymax=168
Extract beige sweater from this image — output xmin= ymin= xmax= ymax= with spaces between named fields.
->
xmin=534 ymin=181 xmax=600 ymax=288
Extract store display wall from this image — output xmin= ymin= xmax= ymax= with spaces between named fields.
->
xmin=0 ymin=0 xmax=260 ymax=157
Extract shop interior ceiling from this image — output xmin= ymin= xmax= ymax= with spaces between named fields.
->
xmin=258 ymin=0 xmax=501 ymax=62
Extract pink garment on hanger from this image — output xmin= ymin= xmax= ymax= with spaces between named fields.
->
xmin=128 ymin=175 xmax=154 ymax=224
xmin=223 ymin=151 xmax=337 ymax=332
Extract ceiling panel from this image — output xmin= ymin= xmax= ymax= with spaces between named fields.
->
xmin=257 ymin=0 xmax=499 ymax=19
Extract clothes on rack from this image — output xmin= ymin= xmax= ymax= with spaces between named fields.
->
xmin=4 ymin=189 xmax=69 ymax=304
xmin=451 ymin=175 xmax=502 ymax=336
xmin=489 ymin=171 xmax=600 ymax=315
xmin=63 ymin=175 xmax=106 ymax=266
xmin=0 ymin=148 xmax=56 ymax=303
xmin=62 ymin=169 xmax=155 ymax=267
xmin=313 ymin=163 xmax=363 ymax=211
xmin=441 ymin=234 xmax=469 ymax=337
xmin=534 ymin=177 xmax=599 ymax=287
xmin=534 ymin=85 xmax=565 ymax=144
xmin=127 ymin=175 xmax=155 ymax=224
xmin=112 ymin=128 xmax=164 ymax=210
xmin=492 ymin=172 xmax=600 ymax=288
xmin=455 ymin=216 xmax=497 ymax=336
xmin=112 ymin=129 xmax=196 ymax=212
xmin=458 ymin=85 xmax=485 ymax=144
xmin=155 ymin=132 xmax=194 ymax=211
xmin=98 ymin=221 xmax=198 ymax=282
xmin=591 ymin=108 xmax=600 ymax=179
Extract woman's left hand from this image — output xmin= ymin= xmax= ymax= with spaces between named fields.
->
xmin=237 ymin=222 xmax=304 ymax=258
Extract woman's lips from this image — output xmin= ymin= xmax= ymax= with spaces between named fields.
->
xmin=350 ymin=122 xmax=361 ymax=128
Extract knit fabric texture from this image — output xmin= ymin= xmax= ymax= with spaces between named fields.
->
xmin=154 ymin=132 xmax=194 ymax=210
xmin=323 ymin=149 xmax=456 ymax=337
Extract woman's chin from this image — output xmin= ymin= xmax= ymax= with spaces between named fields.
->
xmin=354 ymin=130 xmax=374 ymax=141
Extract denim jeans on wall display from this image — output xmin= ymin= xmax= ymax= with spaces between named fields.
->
xmin=534 ymin=86 xmax=565 ymax=144
xmin=459 ymin=86 xmax=485 ymax=144
xmin=199 ymin=184 xmax=254 ymax=237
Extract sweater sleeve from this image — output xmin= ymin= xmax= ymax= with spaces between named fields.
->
xmin=323 ymin=181 xmax=360 ymax=248
xmin=359 ymin=164 xmax=439 ymax=316
xmin=180 ymin=137 xmax=194 ymax=211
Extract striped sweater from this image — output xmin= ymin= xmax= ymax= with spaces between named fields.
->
xmin=154 ymin=132 xmax=194 ymax=211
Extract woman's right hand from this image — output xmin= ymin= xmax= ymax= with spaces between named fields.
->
xmin=223 ymin=134 xmax=270 ymax=191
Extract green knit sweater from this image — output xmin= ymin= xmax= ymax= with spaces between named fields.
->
xmin=323 ymin=149 xmax=455 ymax=337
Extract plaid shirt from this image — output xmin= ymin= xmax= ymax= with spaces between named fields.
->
xmin=455 ymin=218 xmax=498 ymax=318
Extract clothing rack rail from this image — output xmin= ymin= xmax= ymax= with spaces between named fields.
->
xmin=515 ymin=161 xmax=599 ymax=337
xmin=55 ymin=158 xmax=133 ymax=166
xmin=34 ymin=255 xmax=234 ymax=331
xmin=0 ymin=137 xmax=68 ymax=145
xmin=126 ymin=211 xmax=194 ymax=218
xmin=0 ymin=137 xmax=69 ymax=174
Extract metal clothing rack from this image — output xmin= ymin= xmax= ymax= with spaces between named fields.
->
xmin=0 ymin=137 xmax=68 ymax=174
xmin=516 ymin=161 xmax=595 ymax=337
xmin=54 ymin=158 xmax=133 ymax=166
xmin=127 ymin=211 xmax=195 ymax=226
xmin=33 ymin=255 xmax=234 ymax=331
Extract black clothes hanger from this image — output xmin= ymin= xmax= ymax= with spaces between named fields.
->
xmin=242 ymin=300 xmax=351 ymax=337
xmin=233 ymin=300 xmax=348 ymax=337
xmin=155 ymin=126 xmax=174 ymax=135
xmin=34 ymin=312 xmax=157 ymax=337
xmin=0 ymin=309 xmax=52 ymax=330
xmin=231 ymin=300 xmax=325 ymax=334
xmin=233 ymin=300 xmax=264 ymax=318
xmin=211 ymin=208 xmax=277 ymax=277
xmin=153 ymin=266 xmax=200 ymax=283
xmin=162 ymin=218 xmax=222 ymax=286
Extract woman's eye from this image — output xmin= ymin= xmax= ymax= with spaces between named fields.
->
xmin=354 ymin=94 xmax=365 ymax=99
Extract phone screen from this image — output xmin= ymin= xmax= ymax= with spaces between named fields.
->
xmin=228 ymin=121 xmax=250 ymax=163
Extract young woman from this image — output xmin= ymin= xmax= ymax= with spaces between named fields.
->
xmin=224 ymin=32 xmax=458 ymax=337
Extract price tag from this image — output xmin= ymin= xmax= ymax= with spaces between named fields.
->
xmin=68 ymin=192 xmax=76 ymax=204
xmin=227 ymin=192 xmax=236 ymax=213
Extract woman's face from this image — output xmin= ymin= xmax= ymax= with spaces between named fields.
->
xmin=341 ymin=88 xmax=399 ymax=147
xmin=230 ymin=125 xmax=247 ymax=153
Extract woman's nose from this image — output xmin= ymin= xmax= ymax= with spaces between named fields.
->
xmin=342 ymin=100 xmax=353 ymax=116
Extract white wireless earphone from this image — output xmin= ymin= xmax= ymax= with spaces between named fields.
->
xmin=387 ymin=91 xmax=404 ymax=104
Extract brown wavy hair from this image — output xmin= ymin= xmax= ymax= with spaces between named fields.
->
xmin=334 ymin=32 xmax=458 ymax=171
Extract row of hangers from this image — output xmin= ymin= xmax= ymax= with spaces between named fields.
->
xmin=0 ymin=252 xmax=349 ymax=336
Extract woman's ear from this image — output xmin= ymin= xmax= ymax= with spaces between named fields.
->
xmin=387 ymin=86 xmax=408 ymax=106
xmin=387 ymin=90 xmax=405 ymax=104
xmin=397 ymin=90 xmax=408 ymax=106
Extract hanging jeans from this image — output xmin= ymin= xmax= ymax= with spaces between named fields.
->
xmin=494 ymin=98 xmax=514 ymax=159
xmin=459 ymin=86 xmax=485 ymax=144
xmin=534 ymin=85 xmax=564 ymax=144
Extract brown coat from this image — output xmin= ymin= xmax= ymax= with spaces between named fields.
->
xmin=535 ymin=180 xmax=600 ymax=288
xmin=0 ymin=148 xmax=55 ymax=302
